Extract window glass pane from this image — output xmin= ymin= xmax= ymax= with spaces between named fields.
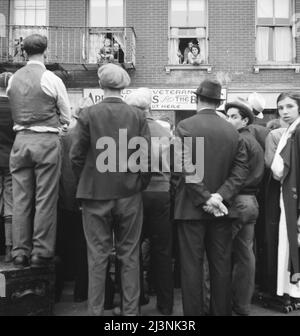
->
xmin=14 ymin=0 xmax=25 ymax=9
xmin=25 ymin=9 xmax=35 ymax=25
xmin=107 ymin=0 xmax=123 ymax=26
xmin=257 ymin=0 xmax=273 ymax=18
xmin=0 ymin=13 xmax=6 ymax=37
xmin=170 ymin=0 xmax=187 ymax=27
xmin=14 ymin=9 xmax=25 ymax=24
xmin=188 ymin=0 xmax=205 ymax=26
xmin=274 ymin=0 xmax=290 ymax=19
xmin=26 ymin=0 xmax=36 ymax=8
xmin=36 ymin=0 xmax=47 ymax=8
xmin=256 ymin=26 xmax=270 ymax=62
xmin=36 ymin=9 xmax=46 ymax=25
xmin=90 ymin=0 xmax=106 ymax=26
xmin=274 ymin=27 xmax=292 ymax=61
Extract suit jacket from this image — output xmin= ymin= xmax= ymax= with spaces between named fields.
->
xmin=70 ymin=97 xmax=151 ymax=200
xmin=174 ymin=108 xmax=249 ymax=220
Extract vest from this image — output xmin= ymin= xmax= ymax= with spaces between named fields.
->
xmin=8 ymin=64 xmax=60 ymax=128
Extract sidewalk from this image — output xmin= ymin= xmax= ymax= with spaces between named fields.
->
xmin=54 ymin=282 xmax=300 ymax=316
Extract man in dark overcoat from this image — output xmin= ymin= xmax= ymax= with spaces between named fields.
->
xmin=174 ymin=79 xmax=249 ymax=316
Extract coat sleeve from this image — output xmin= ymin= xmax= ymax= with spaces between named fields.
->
xmin=69 ymin=109 xmax=91 ymax=182
xmin=217 ymin=135 xmax=249 ymax=203
xmin=175 ymin=122 xmax=211 ymax=207
xmin=139 ymin=111 xmax=152 ymax=190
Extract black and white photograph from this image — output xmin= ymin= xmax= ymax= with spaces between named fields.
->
xmin=0 ymin=0 xmax=300 ymax=320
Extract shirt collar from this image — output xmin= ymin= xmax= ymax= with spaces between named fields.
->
xmin=27 ymin=60 xmax=46 ymax=69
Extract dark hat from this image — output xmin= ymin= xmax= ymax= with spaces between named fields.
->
xmin=225 ymin=97 xmax=255 ymax=124
xmin=193 ymin=79 xmax=223 ymax=101
xmin=98 ymin=63 xmax=130 ymax=89
xmin=23 ymin=34 xmax=48 ymax=55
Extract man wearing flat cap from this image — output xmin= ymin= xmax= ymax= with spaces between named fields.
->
xmin=174 ymin=78 xmax=249 ymax=316
xmin=70 ymin=63 xmax=151 ymax=316
xmin=6 ymin=34 xmax=71 ymax=268
xmin=226 ymin=97 xmax=264 ymax=315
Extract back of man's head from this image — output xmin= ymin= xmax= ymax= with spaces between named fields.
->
xmin=23 ymin=34 xmax=48 ymax=56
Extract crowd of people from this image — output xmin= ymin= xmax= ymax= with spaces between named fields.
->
xmin=0 ymin=33 xmax=300 ymax=316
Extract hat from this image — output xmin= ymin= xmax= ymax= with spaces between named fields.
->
xmin=193 ymin=79 xmax=223 ymax=101
xmin=248 ymin=92 xmax=265 ymax=119
xmin=125 ymin=88 xmax=152 ymax=110
xmin=0 ymin=72 xmax=13 ymax=88
xmin=98 ymin=63 xmax=130 ymax=89
xmin=225 ymin=97 xmax=255 ymax=124
xmin=23 ymin=34 xmax=48 ymax=55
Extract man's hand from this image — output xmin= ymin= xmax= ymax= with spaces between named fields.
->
xmin=203 ymin=193 xmax=228 ymax=217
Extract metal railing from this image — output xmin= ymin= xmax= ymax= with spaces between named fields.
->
xmin=0 ymin=25 xmax=136 ymax=67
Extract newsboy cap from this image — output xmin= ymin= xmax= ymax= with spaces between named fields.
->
xmin=23 ymin=34 xmax=48 ymax=55
xmin=125 ymin=87 xmax=152 ymax=110
xmin=248 ymin=92 xmax=265 ymax=119
xmin=98 ymin=63 xmax=130 ymax=89
xmin=193 ymin=79 xmax=223 ymax=101
xmin=225 ymin=97 xmax=255 ymax=124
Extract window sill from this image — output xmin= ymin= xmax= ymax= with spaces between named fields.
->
xmin=253 ymin=64 xmax=300 ymax=73
xmin=165 ymin=64 xmax=212 ymax=74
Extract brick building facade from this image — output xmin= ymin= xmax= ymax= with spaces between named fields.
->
xmin=1 ymin=0 xmax=300 ymax=124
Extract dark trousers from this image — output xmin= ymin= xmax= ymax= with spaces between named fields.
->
xmin=142 ymin=191 xmax=174 ymax=311
xmin=82 ymin=193 xmax=143 ymax=316
xmin=178 ymin=218 xmax=233 ymax=316
xmin=10 ymin=132 xmax=61 ymax=258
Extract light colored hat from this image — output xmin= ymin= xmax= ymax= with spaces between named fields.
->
xmin=248 ymin=92 xmax=265 ymax=119
xmin=125 ymin=88 xmax=152 ymax=110
xmin=225 ymin=97 xmax=255 ymax=124
xmin=98 ymin=63 xmax=130 ymax=89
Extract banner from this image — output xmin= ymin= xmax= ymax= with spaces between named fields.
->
xmin=83 ymin=88 xmax=227 ymax=111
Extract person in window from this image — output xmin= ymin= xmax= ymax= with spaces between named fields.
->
xmin=183 ymin=41 xmax=193 ymax=64
xmin=98 ymin=38 xmax=114 ymax=64
xmin=113 ymin=42 xmax=124 ymax=63
xmin=187 ymin=45 xmax=203 ymax=66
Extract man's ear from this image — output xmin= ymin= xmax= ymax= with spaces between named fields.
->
xmin=243 ymin=117 xmax=249 ymax=127
xmin=98 ymin=80 xmax=102 ymax=89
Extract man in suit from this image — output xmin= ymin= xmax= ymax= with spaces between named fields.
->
xmin=174 ymin=79 xmax=249 ymax=316
xmin=70 ymin=63 xmax=151 ymax=316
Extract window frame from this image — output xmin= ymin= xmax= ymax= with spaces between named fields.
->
xmin=168 ymin=0 xmax=209 ymax=66
xmin=88 ymin=0 xmax=125 ymax=27
xmin=10 ymin=0 xmax=49 ymax=26
xmin=255 ymin=0 xmax=296 ymax=64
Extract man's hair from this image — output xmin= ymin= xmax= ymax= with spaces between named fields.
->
xmin=23 ymin=34 xmax=48 ymax=56
xmin=198 ymin=95 xmax=221 ymax=108
xmin=237 ymin=108 xmax=250 ymax=125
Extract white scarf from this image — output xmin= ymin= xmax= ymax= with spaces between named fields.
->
xmin=271 ymin=117 xmax=300 ymax=182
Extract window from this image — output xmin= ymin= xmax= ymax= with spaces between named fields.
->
xmin=89 ymin=0 xmax=124 ymax=27
xmin=12 ymin=0 xmax=48 ymax=26
xmin=256 ymin=0 xmax=294 ymax=63
xmin=89 ymin=0 xmax=125 ymax=63
xmin=169 ymin=0 xmax=207 ymax=65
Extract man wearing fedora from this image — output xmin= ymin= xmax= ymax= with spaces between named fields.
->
xmin=226 ymin=97 xmax=264 ymax=315
xmin=174 ymin=78 xmax=249 ymax=316
xmin=70 ymin=63 xmax=151 ymax=316
xmin=7 ymin=34 xmax=71 ymax=268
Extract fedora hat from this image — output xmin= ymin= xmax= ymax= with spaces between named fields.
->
xmin=248 ymin=92 xmax=265 ymax=119
xmin=193 ymin=79 xmax=223 ymax=101
xmin=225 ymin=97 xmax=255 ymax=124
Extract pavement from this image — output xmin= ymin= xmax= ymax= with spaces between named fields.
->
xmin=54 ymin=282 xmax=300 ymax=316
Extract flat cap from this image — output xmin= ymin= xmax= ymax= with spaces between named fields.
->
xmin=98 ymin=63 xmax=130 ymax=89
xmin=125 ymin=87 xmax=152 ymax=110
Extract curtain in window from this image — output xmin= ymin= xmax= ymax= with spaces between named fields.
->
xmin=196 ymin=28 xmax=206 ymax=62
xmin=89 ymin=33 xmax=105 ymax=63
xmin=256 ymin=27 xmax=270 ymax=62
xmin=113 ymin=32 xmax=125 ymax=50
xmin=274 ymin=27 xmax=292 ymax=62
xmin=169 ymin=37 xmax=180 ymax=65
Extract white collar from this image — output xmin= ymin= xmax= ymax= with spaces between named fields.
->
xmin=27 ymin=60 xmax=46 ymax=69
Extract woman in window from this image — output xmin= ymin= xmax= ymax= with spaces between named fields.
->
xmin=266 ymin=92 xmax=300 ymax=308
xmin=187 ymin=44 xmax=203 ymax=66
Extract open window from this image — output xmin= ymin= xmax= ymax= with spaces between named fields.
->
xmin=169 ymin=0 xmax=208 ymax=65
